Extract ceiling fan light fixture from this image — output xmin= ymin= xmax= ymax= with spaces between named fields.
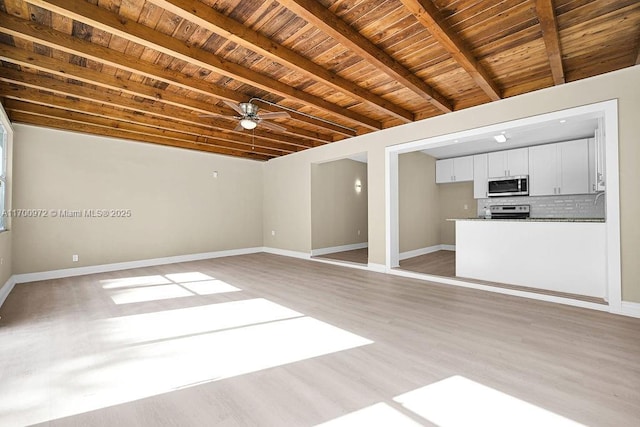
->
xmin=240 ymin=118 xmax=258 ymax=130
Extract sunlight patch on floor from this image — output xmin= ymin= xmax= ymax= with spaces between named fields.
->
xmin=109 ymin=284 xmax=194 ymax=304
xmin=97 ymin=298 xmax=303 ymax=345
xmin=102 ymin=272 xmax=241 ymax=303
xmin=180 ymin=279 xmax=241 ymax=295
xmin=0 ymin=300 xmax=373 ymax=426
xmin=316 ymin=403 xmax=422 ymax=426
xmin=100 ymin=275 xmax=171 ymax=289
xmin=164 ymin=272 xmax=215 ymax=283
xmin=394 ymin=375 xmax=586 ymax=427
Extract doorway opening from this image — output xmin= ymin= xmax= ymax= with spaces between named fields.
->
xmin=311 ymin=153 xmax=368 ymax=266
xmin=385 ymin=100 xmax=621 ymax=312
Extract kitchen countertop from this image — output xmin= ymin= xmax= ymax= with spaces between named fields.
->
xmin=448 ymin=217 xmax=605 ymax=222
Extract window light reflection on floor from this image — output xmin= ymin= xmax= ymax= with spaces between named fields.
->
xmin=0 ymin=297 xmax=373 ymax=426
xmin=97 ymin=298 xmax=303 ymax=345
xmin=109 ymin=284 xmax=194 ymax=304
xmin=394 ymin=375 xmax=586 ymax=427
xmin=100 ymin=272 xmax=242 ymax=304
xmin=316 ymin=402 xmax=422 ymax=427
xmin=100 ymin=275 xmax=172 ymax=289
xmin=164 ymin=272 xmax=215 ymax=283
xmin=180 ymin=279 xmax=241 ymax=295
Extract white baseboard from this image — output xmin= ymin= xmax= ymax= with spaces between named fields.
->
xmin=399 ymin=244 xmax=455 ymax=261
xmin=0 ymin=275 xmax=16 ymax=308
xmin=12 ymin=247 xmax=264 ymax=285
xmin=367 ymin=263 xmax=387 ymax=273
xmin=4 ymin=245 xmax=637 ymax=320
xmin=620 ymin=301 xmax=640 ymax=318
xmin=311 ymin=242 xmax=368 ymax=257
xmin=388 ymin=268 xmax=610 ymax=313
xmin=262 ymin=247 xmax=310 ymax=260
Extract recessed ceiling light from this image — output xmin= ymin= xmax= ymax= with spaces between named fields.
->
xmin=560 ymin=119 xmax=567 ymax=123
xmin=493 ymin=134 xmax=507 ymax=143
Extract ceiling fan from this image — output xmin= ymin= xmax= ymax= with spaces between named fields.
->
xmin=200 ymin=100 xmax=290 ymax=132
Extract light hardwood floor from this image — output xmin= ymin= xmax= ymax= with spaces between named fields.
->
xmin=399 ymin=250 xmax=456 ymax=277
xmin=313 ymin=248 xmax=368 ymax=265
xmin=1 ymin=253 xmax=638 ymax=426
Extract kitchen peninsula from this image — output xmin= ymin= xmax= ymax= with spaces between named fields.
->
xmin=452 ymin=218 xmax=606 ymax=299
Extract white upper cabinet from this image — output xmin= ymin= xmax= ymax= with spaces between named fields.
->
xmin=435 ymin=158 xmax=454 ymax=183
xmin=559 ymin=139 xmax=590 ymax=195
xmin=473 ymin=154 xmax=488 ymax=198
xmin=487 ymin=147 xmax=529 ymax=178
xmin=435 ymin=155 xmax=473 ymax=183
xmin=529 ymin=139 xmax=589 ymax=196
xmin=529 ymin=144 xmax=557 ymax=196
xmin=454 ymin=155 xmax=474 ymax=181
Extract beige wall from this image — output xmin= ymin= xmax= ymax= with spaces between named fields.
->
xmin=398 ymin=151 xmax=474 ymax=250
xmin=311 ymin=159 xmax=367 ymax=250
xmin=262 ymin=65 xmax=640 ymax=302
xmin=398 ymin=152 xmax=439 ymax=252
xmin=12 ymin=125 xmax=264 ymax=274
xmin=438 ymin=182 xmax=475 ymax=246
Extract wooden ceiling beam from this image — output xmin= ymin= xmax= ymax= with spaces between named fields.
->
xmin=0 ymin=12 xmax=353 ymax=138
xmin=25 ymin=0 xmax=382 ymax=130
xmin=534 ymin=0 xmax=565 ymax=85
xmin=8 ymin=110 xmax=271 ymax=161
xmin=4 ymin=99 xmax=284 ymax=157
xmin=147 ymin=0 xmax=414 ymax=123
xmin=0 ymin=71 xmax=316 ymax=150
xmin=0 ymin=43 xmax=231 ymax=117
xmin=398 ymin=0 xmax=501 ymax=102
xmin=277 ymin=0 xmax=452 ymax=113
xmin=0 ymin=44 xmax=318 ymax=147
xmin=1 ymin=93 xmax=298 ymax=154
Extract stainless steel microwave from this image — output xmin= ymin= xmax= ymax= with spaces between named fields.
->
xmin=488 ymin=175 xmax=529 ymax=197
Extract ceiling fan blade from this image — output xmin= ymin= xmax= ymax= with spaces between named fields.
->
xmin=223 ymin=100 xmax=244 ymax=115
xmin=259 ymin=120 xmax=287 ymax=133
xmin=258 ymin=111 xmax=290 ymax=120
xmin=233 ymin=123 xmax=245 ymax=132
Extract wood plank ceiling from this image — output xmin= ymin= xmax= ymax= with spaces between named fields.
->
xmin=0 ymin=0 xmax=638 ymax=161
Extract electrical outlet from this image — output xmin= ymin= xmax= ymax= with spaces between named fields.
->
xmin=464 ymin=204 xmax=468 ymax=210
xmin=271 ymin=230 xmax=276 ymax=236
xmin=72 ymin=254 xmax=79 ymax=262
xmin=213 ymin=171 xmax=218 ymax=178
xmin=357 ymin=230 xmax=361 ymax=236
xmin=0 ymin=258 xmax=3 ymax=265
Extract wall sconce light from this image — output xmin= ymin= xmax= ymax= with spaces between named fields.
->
xmin=355 ymin=179 xmax=362 ymax=193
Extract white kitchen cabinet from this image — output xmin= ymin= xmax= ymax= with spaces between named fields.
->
xmin=473 ymin=154 xmax=488 ymax=198
xmin=435 ymin=155 xmax=473 ymax=183
xmin=435 ymin=158 xmax=454 ymax=183
xmin=559 ymin=139 xmax=590 ymax=194
xmin=487 ymin=147 xmax=529 ymax=178
xmin=529 ymin=144 xmax=556 ymax=195
xmin=529 ymin=139 xmax=589 ymax=196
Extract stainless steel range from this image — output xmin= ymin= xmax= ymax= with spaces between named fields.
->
xmin=489 ymin=204 xmax=530 ymax=219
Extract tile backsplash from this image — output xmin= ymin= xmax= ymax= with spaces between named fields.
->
xmin=477 ymin=193 xmax=606 ymax=218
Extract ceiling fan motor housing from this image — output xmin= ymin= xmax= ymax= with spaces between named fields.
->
xmin=239 ymin=102 xmax=259 ymax=117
